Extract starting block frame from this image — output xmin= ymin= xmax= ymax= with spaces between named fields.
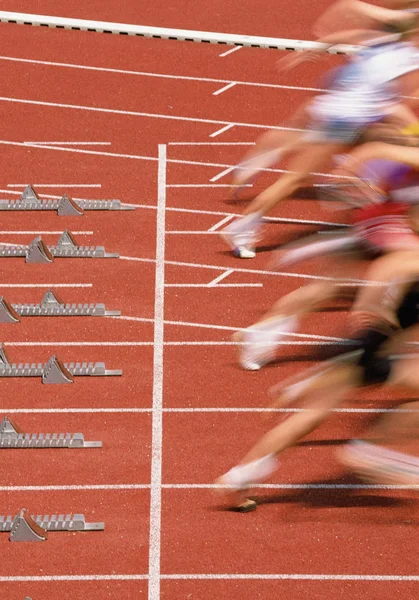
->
xmin=0 ymin=416 xmax=102 ymax=448
xmin=0 ymin=289 xmax=121 ymax=322
xmin=0 ymin=185 xmax=135 ymax=215
xmin=0 ymin=230 xmax=119 ymax=262
xmin=0 ymin=344 xmax=122 ymax=383
xmin=1 ymin=508 xmax=104 ymax=541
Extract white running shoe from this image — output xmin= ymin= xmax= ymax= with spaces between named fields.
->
xmin=220 ymin=230 xmax=256 ymax=259
xmin=234 ymin=316 xmax=297 ymax=371
xmin=233 ymin=329 xmax=278 ymax=370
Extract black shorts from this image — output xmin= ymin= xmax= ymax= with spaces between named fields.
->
xmin=354 ymin=328 xmax=392 ymax=385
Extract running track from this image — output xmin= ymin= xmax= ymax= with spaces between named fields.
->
xmin=0 ymin=8 xmax=418 ymax=600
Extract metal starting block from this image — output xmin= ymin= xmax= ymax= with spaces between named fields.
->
xmin=0 ymin=185 xmax=134 ymax=215
xmin=1 ymin=508 xmax=104 ymax=542
xmin=0 ymin=230 xmax=119 ymax=262
xmin=0 ymin=289 xmax=121 ymax=322
xmin=0 ymin=416 xmax=102 ymax=448
xmin=0 ymin=344 xmax=122 ymax=383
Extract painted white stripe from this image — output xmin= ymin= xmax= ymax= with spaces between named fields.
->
xmin=23 ymin=141 xmax=110 ymax=146
xmin=3 ymin=406 xmax=418 ymax=414
xmin=208 ymin=269 xmax=234 ymax=286
xmin=0 ymin=97 xmax=304 ymax=133
xmin=8 ymin=183 xmax=101 ymax=188
xmin=126 ymin=203 xmax=349 ymax=227
xmin=0 ymin=284 xmax=93 ymax=290
xmin=219 ymin=46 xmax=243 ymax=57
xmin=166 ymin=184 xmax=252 ymax=188
xmin=0 ymin=283 xmax=92 ymax=288
xmin=0 ymin=55 xmax=331 ymax=93
xmin=1 ymin=482 xmax=418 ymax=491
xmin=210 ymin=166 xmax=235 ymax=181
xmin=213 ymin=82 xmax=237 ymax=96
xmin=165 ymin=407 xmax=419 ymax=413
xmin=169 ymin=483 xmax=419 ymax=490
xmin=165 ymin=283 xmax=263 ymax=288
xmin=0 ymin=230 xmax=93 ymax=235
xmin=208 ymin=215 xmax=235 ymax=231
xmin=209 ymin=124 xmax=235 ymax=139
xmin=0 ymin=575 xmax=148 ymax=582
xmin=161 ymin=574 xmax=419 ymax=581
xmin=109 ymin=315 xmax=349 ymax=341
xmin=169 ymin=142 xmax=255 ymax=146
xmin=0 ymin=573 xmax=418 ymax=583
xmin=119 ymin=256 xmax=369 ymax=284
xmin=166 ymin=230 xmax=235 ymax=234
xmin=0 ymin=484 xmax=149 ymax=491
xmin=0 ymin=140 xmax=353 ymax=183
xmin=0 ymin=340 xmax=344 ymax=347
xmin=0 ymin=12 xmax=359 ymax=52
xmin=149 ymin=144 xmax=166 ymax=600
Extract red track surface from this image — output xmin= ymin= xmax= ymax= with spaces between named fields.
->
xmin=0 ymin=11 xmax=417 ymax=600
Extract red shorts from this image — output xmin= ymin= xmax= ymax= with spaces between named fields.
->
xmin=352 ymin=201 xmax=419 ymax=253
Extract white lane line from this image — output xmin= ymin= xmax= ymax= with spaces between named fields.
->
xmin=213 ymin=82 xmax=237 ymax=96
xmin=0 ymin=96 xmax=305 ymax=132
xmin=0 ymin=283 xmax=92 ymax=288
xmin=166 ymin=184 xmax=252 ymax=188
xmin=119 ymin=256 xmax=366 ymax=284
xmin=169 ymin=142 xmax=255 ymax=146
xmin=210 ymin=165 xmax=235 ymax=181
xmin=23 ymin=141 xmax=111 ymax=146
xmin=0 ymin=484 xmax=150 ymax=491
xmin=3 ymin=407 xmax=419 ymax=414
xmin=1 ymin=482 xmax=418 ymax=491
xmin=208 ymin=215 xmax=234 ymax=231
xmin=165 ymin=284 xmax=263 ymax=288
xmin=149 ymin=144 xmax=166 ymax=600
xmin=208 ymin=269 xmax=234 ymax=286
xmin=0 ymin=573 xmax=418 ymax=583
xmin=0 ymin=55 xmax=325 ymax=93
xmin=209 ymin=124 xmax=235 ymax=138
xmin=131 ymin=204 xmax=347 ymax=227
xmin=0 ymin=140 xmax=352 ymax=182
xmin=0 ymin=341 xmax=347 ymax=346
xmin=0 ymin=231 xmax=93 ymax=235
xmin=109 ymin=315 xmax=348 ymax=342
xmin=0 ymin=575 xmax=148 ymax=582
xmin=219 ymin=46 xmax=243 ymax=57
xmin=162 ymin=574 xmax=419 ymax=581
xmin=166 ymin=230 xmax=232 ymax=234
xmin=8 ymin=183 xmax=101 ymax=188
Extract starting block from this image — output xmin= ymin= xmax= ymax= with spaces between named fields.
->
xmin=0 ymin=289 xmax=121 ymax=322
xmin=0 ymin=416 xmax=102 ymax=448
xmin=0 ymin=344 xmax=122 ymax=383
xmin=1 ymin=508 xmax=104 ymax=542
xmin=0 ymin=230 xmax=119 ymax=262
xmin=0 ymin=185 xmax=134 ymax=215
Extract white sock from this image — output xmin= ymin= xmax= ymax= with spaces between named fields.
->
xmin=227 ymin=211 xmax=263 ymax=235
xmin=223 ymin=453 xmax=278 ymax=489
xmin=235 ymin=149 xmax=283 ymax=183
xmin=249 ymin=315 xmax=298 ymax=340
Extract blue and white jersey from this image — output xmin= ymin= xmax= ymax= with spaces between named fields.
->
xmin=309 ymin=41 xmax=419 ymax=125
